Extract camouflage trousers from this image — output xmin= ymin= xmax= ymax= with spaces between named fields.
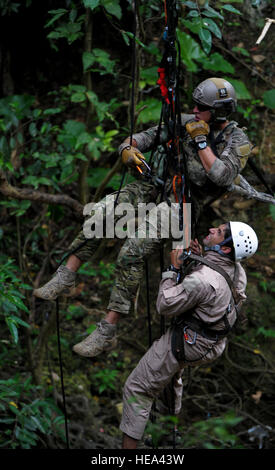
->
xmin=69 ymin=179 xmax=192 ymax=315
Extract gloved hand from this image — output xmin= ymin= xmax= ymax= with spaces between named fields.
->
xmin=121 ymin=145 xmax=146 ymax=169
xmin=186 ymin=120 xmax=210 ymax=142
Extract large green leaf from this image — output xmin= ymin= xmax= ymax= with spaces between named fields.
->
xmin=202 ymin=5 xmax=224 ymax=20
xmin=62 ymin=119 xmax=86 ymax=137
xmin=102 ymin=0 xmax=122 ymax=19
xmin=136 ymin=98 xmax=162 ymax=124
xmin=83 ymin=0 xmax=100 ymax=9
xmin=2 ymin=292 xmax=29 ymax=314
xmin=199 ymin=52 xmax=235 ymax=74
xmin=225 ymin=78 xmax=252 ymax=100
xmin=221 ymin=4 xmax=242 ymax=15
xmin=199 ymin=27 xmax=212 ymax=55
xmin=5 ymin=317 xmax=19 ymax=344
xmin=82 ymin=49 xmax=116 ymax=75
xmin=202 ymin=18 xmax=222 ymax=39
xmin=177 ymin=31 xmax=206 ymax=72
xmin=263 ymin=89 xmax=275 ymax=109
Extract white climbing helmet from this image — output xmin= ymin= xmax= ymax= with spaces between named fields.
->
xmin=229 ymin=221 xmax=258 ymax=261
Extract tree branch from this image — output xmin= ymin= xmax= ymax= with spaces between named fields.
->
xmin=213 ymin=39 xmax=275 ymax=88
xmin=0 ymin=171 xmax=84 ymax=219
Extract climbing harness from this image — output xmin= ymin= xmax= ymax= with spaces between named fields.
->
xmin=171 ymin=252 xmax=239 ymax=363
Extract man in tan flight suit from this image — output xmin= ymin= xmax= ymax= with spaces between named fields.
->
xmin=120 ymin=221 xmax=258 ymax=449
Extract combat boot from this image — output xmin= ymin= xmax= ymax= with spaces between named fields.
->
xmin=33 ymin=265 xmax=76 ymax=300
xmin=73 ymin=320 xmax=117 ymax=357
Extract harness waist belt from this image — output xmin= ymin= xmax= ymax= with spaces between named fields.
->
xmin=183 ymin=316 xmax=231 ymax=341
xmin=171 ymin=313 xmax=233 ymax=361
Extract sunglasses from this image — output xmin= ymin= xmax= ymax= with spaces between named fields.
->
xmin=193 ymin=102 xmax=212 ymax=112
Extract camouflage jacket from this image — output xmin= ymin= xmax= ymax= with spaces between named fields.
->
xmin=130 ymin=114 xmax=251 ymax=189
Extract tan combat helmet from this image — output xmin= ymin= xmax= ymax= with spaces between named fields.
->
xmin=192 ymin=77 xmax=237 ymax=122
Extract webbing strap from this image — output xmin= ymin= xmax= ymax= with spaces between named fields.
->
xmin=188 ymin=253 xmax=239 ymax=307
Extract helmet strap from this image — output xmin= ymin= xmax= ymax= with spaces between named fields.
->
xmin=210 ymin=109 xmax=227 ymax=124
xmin=204 ymin=236 xmax=233 ymax=257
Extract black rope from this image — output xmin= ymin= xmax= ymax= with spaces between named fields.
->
xmin=55 ymin=298 xmax=70 ymax=449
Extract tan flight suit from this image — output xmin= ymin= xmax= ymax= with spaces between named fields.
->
xmin=119 ymin=251 xmax=247 ymax=441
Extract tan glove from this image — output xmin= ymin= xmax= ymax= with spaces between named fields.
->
xmin=186 ymin=120 xmax=210 ymax=140
xmin=121 ymin=145 xmax=146 ymax=169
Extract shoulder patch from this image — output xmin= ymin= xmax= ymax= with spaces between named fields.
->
xmin=236 ymin=143 xmax=251 ymax=157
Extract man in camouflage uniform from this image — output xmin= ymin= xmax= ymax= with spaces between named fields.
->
xmin=120 ymin=221 xmax=258 ymax=448
xmin=33 ymin=77 xmax=255 ymax=357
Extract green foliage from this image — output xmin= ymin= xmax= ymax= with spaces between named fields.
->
xmin=65 ymin=304 xmax=86 ymax=321
xmin=46 ymin=1 xmax=122 ymax=51
xmin=270 ymin=204 xmax=275 ymax=221
xmin=237 ymin=98 xmax=261 ymax=139
xmin=144 ymin=410 xmax=244 ymax=449
xmin=83 ymin=48 xmax=116 ymax=75
xmin=249 ymin=271 xmax=275 ymax=294
xmin=145 ymin=415 xmax=179 ymax=448
xmin=93 ymin=368 xmax=119 ymax=394
xmin=45 ymin=8 xmax=85 ymax=49
xmin=182 ymin=411 xmax=244 ymax=449
xmin=87 ymin=167 xmax=131 ymax=190
xmin=232 ymin=45 xmax=250 ymax=57
xmin=0 ymin=200 xmax=31 ymax=217
xmin=199 ymin=52 xmax=235 ymax=74
xmin=84 ymin=0 xmax=122 ymax=19
xmin=177 ymin=31 xmax=235 ymax=75
xmin=139 ymin=66 xmax=159 ymax=89
xmin=0 ymin=257 xmax=31 ymax=345
xmin=225 ymin=77 xmax=252 ymax=100
xmin=0 ymin=375 xmax=65 ymax=448
xmin=0 ymin=88 xmax=119 ymax=192
xmin=182 ymin=1 xmax=242 ymax=54
xmin=0 ymin=0 xmax=23 ymax=16
xmin=137 ymin=98 xmax=162 ymax=124
xmin=257 ymin=327 xmax=275 ymax=338
xmin=78 ymin=260 xmax=115 ymax=287
xmin=263 ymin=89 xmax=275 ymax=110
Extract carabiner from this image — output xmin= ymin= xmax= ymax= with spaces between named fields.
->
xmin=183 ymin=326 xmax=197 ymax=345
xmin=136 ymin=160 xmax=152 ymax=178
